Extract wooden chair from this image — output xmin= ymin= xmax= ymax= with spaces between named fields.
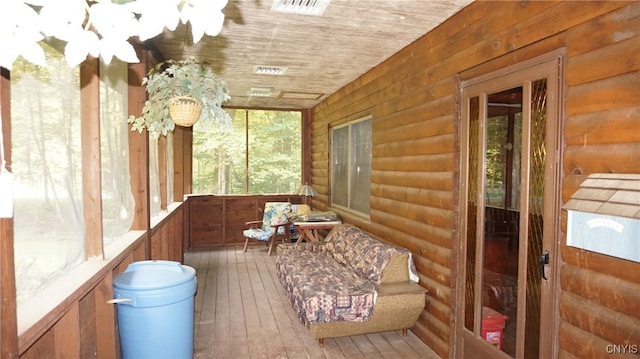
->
xmin=243 ymin=202 xmax=292 ymax=255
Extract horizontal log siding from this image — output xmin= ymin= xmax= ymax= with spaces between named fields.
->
xmin=311 ymin=1 xmax=639 ymax=357
xmin=561 ymin=3 xmax=640 ymax=359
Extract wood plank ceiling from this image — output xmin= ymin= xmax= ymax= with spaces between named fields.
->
xmin=147 ymin=0 xmax=474 ymax=109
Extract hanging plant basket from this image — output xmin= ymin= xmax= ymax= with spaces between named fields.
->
xmin=168 ymin=96 xmax=203 ymax=127
xmin=128 ymin=58 xmax=232 ymax=138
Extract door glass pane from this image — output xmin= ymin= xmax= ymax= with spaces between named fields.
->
xmin=464 ymin=96 xmax=480 ymax=331
xmin=524 ymin=78 xmax=547 ymax=359
xmin=510 ymin=116 xmax=522 ymax=210
xmin=482 ymin=87 xmax=522 ymax=357
xmin=485 ymin=116 xmax=507 ymax=208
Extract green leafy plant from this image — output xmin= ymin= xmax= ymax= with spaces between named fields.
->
xmin=128 ymin=57 xmax=232 ymax=139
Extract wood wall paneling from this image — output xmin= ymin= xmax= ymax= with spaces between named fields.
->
xmin=559 ymin=4 xmax=640 ymax=355
xmin=311 ymin=1 xmax=638 ymax=358
xmin=79 ymin=291 xmax=98 ymax=357
xmin=224 ymin=197 xmax=258 ymax=244
xmin=150 ymin=205 xmax=184 ymax=262
xmin=190 ymin=195 xmax=224 ymax=247
xmin=53 ymin=302 xmax=80 ymax=358
xmin=20 ymin=330 xmax=53 ymax=359
xmin=95 ymin=272 xmax=128 ymax=357
xmin=187 ymin=195 xmax=303 ymax=248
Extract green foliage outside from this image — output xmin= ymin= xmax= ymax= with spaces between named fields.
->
xmin=192 ymin=109 xmax=302 ymax=194
xmin=485 ymin=116 xmax=507 ymax=207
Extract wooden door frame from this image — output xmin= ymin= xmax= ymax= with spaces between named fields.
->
xmin=454 ymin=48 xmax=565 ymax=359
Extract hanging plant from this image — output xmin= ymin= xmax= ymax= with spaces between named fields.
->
xmin=128 ymin=57 xmax=232 ymax=139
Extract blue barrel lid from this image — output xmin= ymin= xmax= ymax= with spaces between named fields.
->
xmin=114 ymin=260 xmax=196 ymax=291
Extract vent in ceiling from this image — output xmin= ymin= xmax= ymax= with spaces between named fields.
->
xmin=271 ymin=0 xmax=331 ymax=16
xmin=248 ymin=87 xmax=276 ymax=97
xmin=253 ymin=65 xmax=288 ymax=76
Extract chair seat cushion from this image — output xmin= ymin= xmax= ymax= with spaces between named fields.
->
xmin=243 ymin=228 xmax=272 ymax=242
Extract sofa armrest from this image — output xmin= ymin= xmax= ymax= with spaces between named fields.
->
xmin=376 ymin=282 xmax=426 ymax=297
xmin=380 ymin=252 xmax=410 ymax=284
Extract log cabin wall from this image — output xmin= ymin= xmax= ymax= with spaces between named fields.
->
xmin=310 ymin=1 xmax=639 ymax=358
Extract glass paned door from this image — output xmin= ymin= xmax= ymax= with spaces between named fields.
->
xmin=459 ymin=54 xmax=562 ymax=359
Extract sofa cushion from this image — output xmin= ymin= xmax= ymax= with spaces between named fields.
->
xmin=380 ymin=252 xmax=410 ymax=284
xmin=324 ymin=224 xmax=415 ymax=285
xmin=276 ymin=244 xmax=375 ymax=326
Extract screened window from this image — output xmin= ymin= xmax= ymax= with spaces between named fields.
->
xmin=149 ymin=139 xmax=161 ymax=216
xmin=11 ymin=43 xmax=84 ymax=304
xmin=10 ymin=46 xmax=137 ymax=305
xmin=192 ymin=109 xmax=301 ymax=194
xmin=149 ymin=132 xmax=174 ymax=216
xmin=331 ymin=117 xmax=371 ymax=214
xmin=100 ymin=59 xmax=134 ymax=243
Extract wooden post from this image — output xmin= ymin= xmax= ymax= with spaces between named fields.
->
xmin=173 ymin=125 xmax=186 ymax=202
xmin=80 ymin=57 xmax=104 ymax=260
xmin=158 ymin=135 xmax=167 ymax=210
xmin=128 ymin=50 xmax=151 ymax=237
xmin=0 ymin=67 xmax=19 ymax=358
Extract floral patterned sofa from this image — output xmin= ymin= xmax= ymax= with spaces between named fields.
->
xmin=275 ymin=224 xmax=426 ymax=346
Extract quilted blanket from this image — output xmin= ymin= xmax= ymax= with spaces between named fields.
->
xmin=276 ymin=224 xmax=419 ymax=326
xmin=276 ymin=244 xmax=375 ymax=326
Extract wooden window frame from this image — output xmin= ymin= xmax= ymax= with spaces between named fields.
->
xmin=329 ymin=116 xmax=372 ymax=216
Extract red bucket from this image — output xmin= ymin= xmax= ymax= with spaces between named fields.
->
xmin=481 ymin=306 xmax=508 ymax=349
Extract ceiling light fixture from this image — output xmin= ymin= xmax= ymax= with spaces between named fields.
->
xmin=253 ymin=65 xmax=288 ymax=76
xmin=248 ymin=87 xmax=275 ymax=97
xmin=271 ymin=0 xmax=331 ymax=16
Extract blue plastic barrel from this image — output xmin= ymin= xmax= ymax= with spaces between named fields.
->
xmin=112 ymin=260 xmax=197 ymax=359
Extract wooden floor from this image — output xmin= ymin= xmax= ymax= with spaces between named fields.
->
xmin=185 ymin=245 xmax=440 ymax=359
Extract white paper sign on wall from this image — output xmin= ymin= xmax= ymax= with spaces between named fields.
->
xmin=567 ymin=210 xmax=640 ymax=263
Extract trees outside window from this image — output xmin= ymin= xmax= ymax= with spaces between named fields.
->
xmin=192 ymin=109 xmax=301 ymax=194
xmin=10 ymin=43 xmax=136 ymax=305
xmin=11 ymin=43 xmax=84 ymax=305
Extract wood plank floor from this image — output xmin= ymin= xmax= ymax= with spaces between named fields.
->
xmin=185 ymin=245 xmax=441 ymax=359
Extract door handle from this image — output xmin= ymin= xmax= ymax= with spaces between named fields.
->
xmin=539 ymin=250 xmax=550 ymax=281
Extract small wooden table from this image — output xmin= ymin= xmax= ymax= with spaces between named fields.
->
xmin=293 ymin=221 xmax=341 ymax=242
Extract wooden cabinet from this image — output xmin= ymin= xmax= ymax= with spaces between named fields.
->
xmin=188 ymin=194 xmax=302 ymax=248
